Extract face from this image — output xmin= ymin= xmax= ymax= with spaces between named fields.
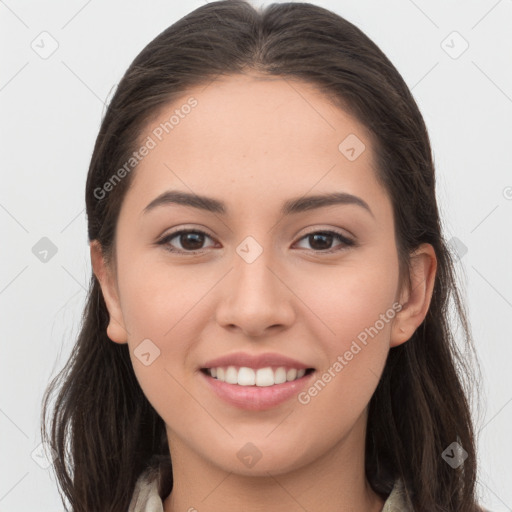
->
xmin=92 ymin=73 xmax=429 ymax=477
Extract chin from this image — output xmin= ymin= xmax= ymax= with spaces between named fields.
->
xmin=205 ymin=442 xmax=313 ymax=477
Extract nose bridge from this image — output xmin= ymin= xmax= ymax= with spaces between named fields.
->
xmin=234 ymin=242 xmax=277 ymax=299
xmin=215 ymin=235 xmax=295 ymax=335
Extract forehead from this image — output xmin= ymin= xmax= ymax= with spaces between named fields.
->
xmin=121 ymin=73 xmax=388 ymax=221
xmin=140 ymin=73 xmax=370 ymax=160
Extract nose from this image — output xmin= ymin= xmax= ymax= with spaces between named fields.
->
xmin=214 ymin=248 xmax=296 ymax=338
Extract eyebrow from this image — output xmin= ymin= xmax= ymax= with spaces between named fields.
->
xmin=142 ymin=190 xmax=374 ymax=218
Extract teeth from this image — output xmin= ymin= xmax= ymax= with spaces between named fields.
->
xmin=287 ymin=368 xmax=297 ymax=381
xmin=274 ymin=367 xmax=287 ymax=384
xmin=206 ymin=366 xmax=309 ymax=386
xmin=225 ymin=366 xmax=238 ymax=384
xmin=238 ymin=366 xmax=256 ymax=386
xmin=255 ymin=367 xmax=274 ymax=387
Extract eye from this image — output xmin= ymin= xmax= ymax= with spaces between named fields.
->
xmin=157 ymin=229 xmax=217 ymax=253
xmin=156 ymin=228 xmax=355 ymax=254
xmin=294 ymin=230 xmax=355 ymax=253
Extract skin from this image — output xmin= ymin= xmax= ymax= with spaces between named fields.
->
xmin=91 ymin=73 xmax=437 ymax=512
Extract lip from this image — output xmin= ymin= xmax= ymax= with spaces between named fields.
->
xmin=199 ymin=369 xmax=316 ymax=411
xmin=201 ymin=351 xmax=313 ymax=371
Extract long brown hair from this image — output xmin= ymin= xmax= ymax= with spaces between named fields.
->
xmin=41 ymin=1 xmax=484 ymax=510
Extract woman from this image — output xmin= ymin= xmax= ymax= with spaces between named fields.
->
xmin=41 ymin=1 xmax=487 ymax=510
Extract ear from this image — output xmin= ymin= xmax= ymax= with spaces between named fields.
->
xmin=390 ymin=243 xmax=437 ymax=348
xmin=90 ymin=240 xmax=128 ymax=344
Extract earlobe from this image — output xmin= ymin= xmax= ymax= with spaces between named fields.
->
xmin=390 ymin=243 xmax=437 ymax=348
xmin=90 ymin=240 xmax=128 ymax=344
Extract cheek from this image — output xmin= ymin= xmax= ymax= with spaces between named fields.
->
xmin=117 ymin=255 xmax=223 ymax=383
xmin=118 ymin=250 xmax=201 ymax=339
xmin=296 ymin=271 xmax=396 ymax=429
xmin=293 ymin=254 xmax=399 ymax=348
xmin=115 ymin=258 xmax=198 ymax=402
xmin=290 ymin=256 xmax=397 ymax=413
xmin=124 ymin=289 xmax=203 ymax=431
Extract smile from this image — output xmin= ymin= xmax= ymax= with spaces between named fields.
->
xmin=201 ymin=366 xmax=314 ymax=386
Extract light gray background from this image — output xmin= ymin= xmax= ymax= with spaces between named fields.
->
xmin=1 ymin=1 xmax=511 ymax=510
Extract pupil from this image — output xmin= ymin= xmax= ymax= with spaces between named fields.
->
xmin=310 ymin=233 xmax=332 ymax=250
xmin=178 ymin=232 xmax=334 ymax=251
xmin=181 ymin=232 xmax=204 ymax=250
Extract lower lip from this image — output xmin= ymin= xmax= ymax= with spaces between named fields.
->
xmin=199 ymin=370 xmax=315 ymax=411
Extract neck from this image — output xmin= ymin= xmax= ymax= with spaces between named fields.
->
xmin=163 ymin=414 xmax=387 ymax=512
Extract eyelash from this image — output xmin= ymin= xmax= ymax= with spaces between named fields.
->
xmin=156 ymin=228 xmax=356 ymax=255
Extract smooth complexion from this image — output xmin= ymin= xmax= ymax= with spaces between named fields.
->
xmin=91 ymin=73 xmax=437 ymax=512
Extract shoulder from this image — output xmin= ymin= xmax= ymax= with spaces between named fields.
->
xmin=382 ymin=479 xmax=492 ymax=512
xmin=382 ymin=479 xmax=412 ymax=512
xmin=128 ymin=467 xmax=164 ymax=512
xmin=128 ymin=471 xmax=492 ymax=512
xmin=131 ymin=472 xmax=409 ymax=511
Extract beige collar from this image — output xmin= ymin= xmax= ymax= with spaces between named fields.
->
xmin=129 ymin=469 xmax=410 ymax=512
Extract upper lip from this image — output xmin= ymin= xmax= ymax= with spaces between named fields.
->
xmin=201 ymin=352 xmax=314 ymax=370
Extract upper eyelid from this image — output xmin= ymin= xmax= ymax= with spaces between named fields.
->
xmin=159 ymin=227 xmax=354 ymax=250
xmin=160 ymin=226 xmax=353 ymax=240
xmin=160 ymin=221 xmax=354 ymax=238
